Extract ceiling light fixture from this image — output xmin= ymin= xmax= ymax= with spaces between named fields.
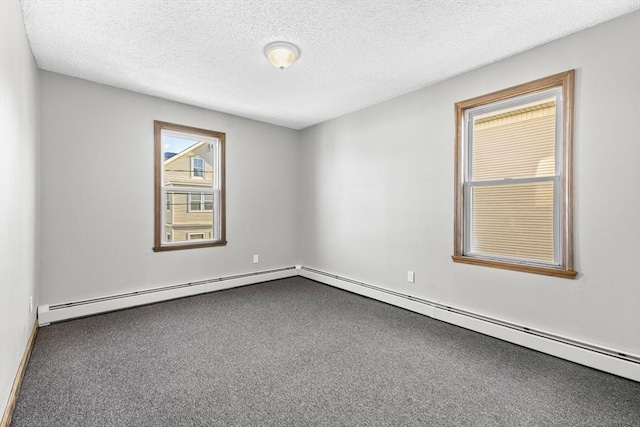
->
xmin=264 ymin=41 xmax=300 ymax=70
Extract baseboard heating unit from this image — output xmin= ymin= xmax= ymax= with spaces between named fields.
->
xmin=38 ymin=266 xmax=297 ymax=325
xmin=298 ymin=266 xmax=640 ymax=382
xmin=37 ymin=265 xmax=639 ymax=382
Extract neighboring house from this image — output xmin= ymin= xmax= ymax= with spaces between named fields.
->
xmin=163 ymin=141 xmax=214 ymax=242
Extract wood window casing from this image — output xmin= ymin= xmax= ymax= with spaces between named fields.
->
xmin=453 ymin=70 xmax=576 ymax=278
xmin=153 ymin=120 xmax=226 ymax=252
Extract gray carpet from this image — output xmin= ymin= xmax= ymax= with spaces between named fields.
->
xmin=11 ymin=277 xmax=640 ymax=426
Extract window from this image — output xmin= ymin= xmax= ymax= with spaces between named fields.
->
xmin=188 ymin=193 xmax=202 ymax=211
xmin=191 ymin=157 xmax=205 ymax=178
xmin=154 ymin=121 xmax=226 ymax=251
xmin=187 ymin=192 xmax=214 ymax=212
xmin=453 ymin=71 xmax=576 ymax=278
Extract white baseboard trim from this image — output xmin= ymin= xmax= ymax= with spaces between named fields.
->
xmin=299 ymin=266 xmax=640 ymax=382
xmin=36 ymin=264 xmax=640 ymax=382
xmin=38 ymin=267 xmax=297 ymax=325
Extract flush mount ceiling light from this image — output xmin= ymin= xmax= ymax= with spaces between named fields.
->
xmin=264 ymin=41 xmax=300 ymax=70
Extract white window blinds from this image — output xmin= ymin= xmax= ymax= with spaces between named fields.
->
xmin=465 ymin=94 xmax=560 ymax=265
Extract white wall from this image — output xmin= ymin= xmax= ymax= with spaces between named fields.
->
xmin=299 ymin=12 xmax=640 ymax=356
xmin=39 ymin=72 xmax=299 ymax=305
xmin=0 ymin=0 xmax=40 ymax=417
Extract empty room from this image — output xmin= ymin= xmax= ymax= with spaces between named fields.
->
xmin=1 ymin=0 xmax=639 ymax=425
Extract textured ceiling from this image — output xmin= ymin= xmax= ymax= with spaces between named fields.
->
xmin=20 ymin=0 xmax=640 ymax=130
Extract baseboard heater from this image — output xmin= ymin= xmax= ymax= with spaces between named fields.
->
xmin=299 ymin=266 xmax=640 ymax=381
xmin=37 ymin=264 xmax=639 ymax=381
xmin=38 ymin=266 xmax=297 ymax=325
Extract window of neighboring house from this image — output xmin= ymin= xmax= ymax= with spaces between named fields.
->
xmin=453 ymin=70 xmax=576 ymax=278
xmin=187 ymin=192 xmax=214 ymax=212
xmin=154 ymin=120 xmax=226 ymax=251
xmin=191 ymin=157 xmax=205 ymax=178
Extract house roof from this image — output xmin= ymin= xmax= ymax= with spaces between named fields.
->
xmin=164 ymin=140 xmax=207 ymax=167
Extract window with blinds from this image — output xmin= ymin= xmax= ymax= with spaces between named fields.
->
xmin=453 ymin=71 xmax=576 ymax=278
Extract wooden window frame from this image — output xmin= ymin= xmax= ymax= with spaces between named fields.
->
xmin=452 ymin=70 xmax=576 ymax=278
xmin=153 ymin=120 xmax=226 ymax=252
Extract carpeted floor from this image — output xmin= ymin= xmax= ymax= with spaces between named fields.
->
xmin=11 ymin=277 xmax=640 ymax=426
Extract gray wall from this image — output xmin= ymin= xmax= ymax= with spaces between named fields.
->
xmin=0 ymin=0 xmax=40 ymax=416
xmin=39 ymin=72 xmax=300 ymax=305
xmin=3 ymin=8 xmax=638 ymax=412
xmin=298 ymin=12 xmax=640 ymax=356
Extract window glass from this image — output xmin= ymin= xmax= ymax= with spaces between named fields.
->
xmin=189 ymin=192 xmax=202 ymax=211
xmin=453 ymin=71 xmax=575 ymax=278
xmin=154 ymin=121 xmax=226 ymax=251
xmin=192 ymin=157 xmax=204 ymax=178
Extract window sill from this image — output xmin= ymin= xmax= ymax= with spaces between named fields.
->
xmin=451 ymin=255 xmax=577 ymax=279
xmin=153 ymin=241 xmax=227 ymax=252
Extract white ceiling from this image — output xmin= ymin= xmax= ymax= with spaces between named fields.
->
xmin=20 ymin=0 xmax=640 ymax=130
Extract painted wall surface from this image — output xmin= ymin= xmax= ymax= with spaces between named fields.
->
xmin=0 ymin=0 xmax=40 ymax=416
xmin=298 ymin=12 xmax=640 ymax=355
xmin=39 ymin=72 xmax=299 ymax=305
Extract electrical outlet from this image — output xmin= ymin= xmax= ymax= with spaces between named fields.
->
xmin=29 ymin=296 xmax=33 ymax=313
xmin=253 ymin=254 xmax=259 ymax=264
xmin=407 ymin=271 xmax=415 ymax=283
